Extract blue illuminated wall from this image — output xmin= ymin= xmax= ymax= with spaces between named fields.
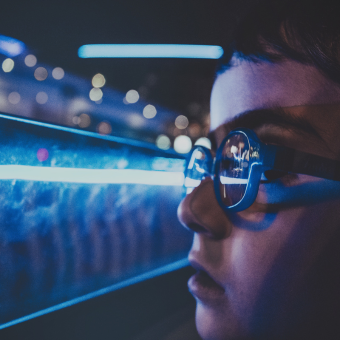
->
xmin=0 ymin=113 xmax=191 ymax=326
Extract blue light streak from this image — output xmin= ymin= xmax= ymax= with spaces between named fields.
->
xmin=78 ymin=44 xmax=224 ymax=59
xmin=0 ymin=258 xmax=189 ymax=329
xmin=0 ymin=35 xmax=25 ymax=57
xmin=0 ymin=113 xmax=181 ymax=156
xmin=0 ymin=165 xmax=185 ymax=186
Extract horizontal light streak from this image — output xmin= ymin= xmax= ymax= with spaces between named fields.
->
xmin=0 ymin=165 xmax=184 ymax=186
xmin=78 ymin=44 xmax=224 ymax=59
xmin=184 ymin=177 xmax=201 ymax=188
xmin=0 ymin=258 xmax=189 ymax=329
xmin=220 ymin=176 xmax=248 ymax=184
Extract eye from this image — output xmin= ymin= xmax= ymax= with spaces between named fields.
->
xmin=261 ymin=170 xmax=289 ymax=182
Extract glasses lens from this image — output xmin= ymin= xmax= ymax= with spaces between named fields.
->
xmin=185 ymin=147 xmax=211 ymax=191
xmin=219 ymin=133 xmax=250 ymax=207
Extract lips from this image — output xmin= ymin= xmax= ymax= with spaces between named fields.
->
xmin=188 ymin=269 xmax=225 ymax=302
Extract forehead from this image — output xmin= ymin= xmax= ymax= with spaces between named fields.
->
xmin=210 ymin=57 xmax=340 ymax=130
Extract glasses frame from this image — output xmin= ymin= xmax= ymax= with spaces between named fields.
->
xmin=186 ymin=128 xmax=340 ymax=212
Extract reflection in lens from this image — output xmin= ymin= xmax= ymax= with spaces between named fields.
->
xmin=185 ymin=147 xmax=210 ymax=191
xmin=219 ymin=133 xmax=250 ymax=207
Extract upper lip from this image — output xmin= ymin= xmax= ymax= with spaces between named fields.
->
xmin=188 ymin=255 xmax=225 ymax=291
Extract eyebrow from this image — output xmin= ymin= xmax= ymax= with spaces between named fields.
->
xmin=208 ymin=107 xmax=320 ymax=150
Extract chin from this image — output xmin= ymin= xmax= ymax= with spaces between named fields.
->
xmin=195 ymin=302 xmax=249 ymax=340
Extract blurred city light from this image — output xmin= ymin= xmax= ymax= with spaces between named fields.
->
xmin=2 ymin=58 xmax=14 ymax=72
xmin=8 ymin=92 xmax=20 ymax=104
xmin=52 ymin=67 xmax=65 ymax=80
xmin=78 ymin=44 xmax=224 ymax=59
xmin=195 ymin=137 xmax=212 ymax=149
xmin=143 ymin=104 xmax=157 ymax=119
xmin=36 ymin=92 xmax=48 ymax=104
xmin=175 ymin=115 xmax=189 ymax=129
xmin=0 ymin=35 xmax=25 ymax=57
xmin=128 ymin=113 xmax=145 ymax=128
xmin=188 ymin=123 xmax=201 ymax=137
xmin=92 ymin=73 xmax=105 ymax=88
xmin=24 ymin=54 xmax=37 ymax=67
xmin=34 ymin=67 xmax=48 ymax=81
xmin=89 ymin=88 xmax=103 ymax=101
xmin=156 ymin=135 xmax=171 ymax=150
xmin=97 ymin=121 xmax=112 ymax=135
xmin=125 ymin=89 xmax=139 ymax=104
xmin=174 ymin=135 xmax=192 ymax=154
xmin=72 ymin=116 xmax=80 ymax=125
xmin=0 ymin=165 xmax=185 ymax=186
xmin=78 ymin=113 xmax=91 ymax=128
xmin=36 ymin=148 xmax=49 ymax=162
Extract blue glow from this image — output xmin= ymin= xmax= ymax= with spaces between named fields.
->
xmin=0 ymin=165 xmax=184 ymax=186
xmin=78 ymin=44 xmax=224 ymax=59
xmin=0 ymin=113 xmax=180 ymax=154
xmin=0 ymin=35 xmax=25 ymax=57
xmin=0 ymin=258 xmax=189 ymax=329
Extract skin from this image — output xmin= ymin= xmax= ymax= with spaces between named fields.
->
xmin=177 ymin=56 xmax=340 ymax=339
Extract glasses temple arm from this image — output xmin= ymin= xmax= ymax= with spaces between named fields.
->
xmin=263 ymin=145 xmax=340 ymax=181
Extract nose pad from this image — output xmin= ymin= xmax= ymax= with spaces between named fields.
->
xmin=177 ymin=178 xmax=232 ymax=239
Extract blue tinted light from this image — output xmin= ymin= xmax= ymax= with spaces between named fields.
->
xmin=0 ymin=165 xmax=184 ymax=186
xmin=0 ymin=258 xmax=189 ymax=329
xmin=78 ymin=44 xmax=224 ymax=59
xmin=0 ymin=35 xmax=25 ymax=57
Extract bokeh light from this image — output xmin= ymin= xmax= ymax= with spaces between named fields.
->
xmin=24 ymin=54 xmax=37 ymax=67
xmin=8 ymin=92 xmax=20 ymax=104
xmin=2 ymin=58 xmax=14 ymax=72
xmin=188 ymin=123 xmax=201 ymax=137
xmin=195 ymin=137 xmax=212 ymax=149
xmin=36 ymin=91 xmax=48 ymax=104
xmin=52 ymin=67 xmax=64 ymax=80
xmin=89 ymin=88 xmax=103 ymax=101
xmin=92 ymin=73 xmax=106 ymax=88
xmin=72 ymin=116 xmax=80 ymax=125
xmin=78 ymin=113 xmax=91 ymax=128
xmin=34 ymin=67 xmax=48 ymax=81
xmin=174 ymin=135 xmax=192 ymax=154
xmin=125 ymin=89 xmax=139 ymax=104
xmin=37 ymin=148 xmax=49 ymax=162
xmin=117 ymin=159 xmax=128 ymax=169
xmin=175 ymin=115 xmax=189 ymax=129
xmin=156 ymin=135 xmax=171 ymax=150
xmin=143 ymin=104 xmax=157 ymax=119
xmin=97 ymin=121 xmax=112 ymax=135
xmin=128 ymin=113 xmax=145 ymax=128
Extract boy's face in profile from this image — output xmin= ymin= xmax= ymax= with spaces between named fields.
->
xmin=178 ymin=56 xmax=340 ymax=339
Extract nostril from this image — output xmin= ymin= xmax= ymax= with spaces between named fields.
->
xmin=187 ymin=222 xmax=207 ymax=233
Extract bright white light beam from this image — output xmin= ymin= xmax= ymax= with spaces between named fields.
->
xmin=0 ymin=165 xmax=184 ymax=186
xmin=78 ymin=44 xmax=224 ymax=59
xmin=220 ymin=176 xmax=248 ymax=185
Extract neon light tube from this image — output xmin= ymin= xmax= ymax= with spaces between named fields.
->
xmin=0 ymin=258 xmax=189 ymax=329
xmin=78 ymin=44 xmax=224 ymax=59
xmin=0 ymin=165 xmax=185 ymax=186
xmin=0 ymin=35 xmax=25 ymax=57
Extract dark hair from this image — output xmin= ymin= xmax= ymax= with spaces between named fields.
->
xmin=218 ymin=0 xmax=340 ymax=84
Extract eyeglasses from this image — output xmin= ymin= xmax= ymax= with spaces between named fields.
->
xmin=185 ymin=128 xmax=340 ymax=212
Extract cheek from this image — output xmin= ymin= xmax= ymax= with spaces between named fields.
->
xmin=223 ymin=202 xmax=340 ymax=317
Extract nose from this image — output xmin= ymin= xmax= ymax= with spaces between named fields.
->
xmin=177 ymin=178 xmax=232 ymax=239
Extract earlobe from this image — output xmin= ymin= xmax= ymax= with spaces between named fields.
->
xmin=177 ymin=178 xmax=232 ymax=239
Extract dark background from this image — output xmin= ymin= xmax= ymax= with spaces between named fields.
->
xmin=0 ymin=0 xmax=252 ymax=125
